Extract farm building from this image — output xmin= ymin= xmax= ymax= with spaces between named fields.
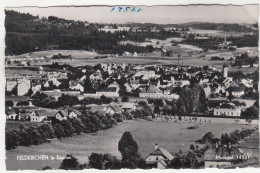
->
xmin=145 ymin=144 xmax=174 ymax=169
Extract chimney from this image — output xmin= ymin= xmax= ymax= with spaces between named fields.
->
xmin=154 ymin=143 xmax=159 ymax=150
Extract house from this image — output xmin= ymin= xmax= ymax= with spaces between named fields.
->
xmin=6 ymin=110 xmax=21 ymax=120
xmin=67 ymin=109 xmax=80 ymax=118
xmin=69 ymin=80 xmax=84 ymax=92
xmin=31 ymin=80 xmax=42 ymax=94
xmin=140 ymin=84 xmax=162 ymax=98
xmin=42 ymin=90 xmax=62 ymax=101
xmin=55 ymin=109 xmax=79 ymax=121
xmin=89 ymin=71 xmax=103 ymax=81
xmin=30 ymin=110 xmax=48 ymax=122
xmin=89 ymin=105 xmax=109 ymax=113
xmin=6 ymin=79 xmax=17 ymax=92
xmin=105 ymin=104 xmax=122 ymax=115
xmin=140 ymin=85 xmax=179 ymax=99
xmin=204 ymin=143 xmax=243 ymax=168
xmin=44 ymin=77 xmax=61 ymax=88
xmin=145 ymin=144 xmax=174 ymax=169
xmin=96 ymin=87 xmax=119 ymax=98
xmin=241 ymin=79 xmax=253 ymax=88
xmin=17 ymin=78 xmax=31 ymax=96
xmin=108 ymin=81 xmax=120 ymax=90
xmin=124 ymin=83 xmax=133 ymax=92
xmin=122 ymin=103 xmax=136 ymax=112
xmin=213 ymin=103 xmax=241 ymax=117
xmin=227 ymin=87 xmax=245 ymax=98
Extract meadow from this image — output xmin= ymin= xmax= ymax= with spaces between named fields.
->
xmin=6 ymin=119 xmax=257 ymax=170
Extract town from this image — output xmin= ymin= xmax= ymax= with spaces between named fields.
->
xmin=4 ymin=7 xmax=259 ymax=170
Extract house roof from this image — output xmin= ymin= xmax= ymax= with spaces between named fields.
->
xmin=150 ymin=147 xmax=174 ymax=161
xmin=34 ymin=110 xmax=48 ymax=117
xmin=57 ymin=109 xmax=69 ymax=117
xmin=216 ymin=103 xmax=237 ymax=109
xmin=110 ymin=105 xmax=122 ymax=112
xmin=89 ymin=105 xmax=108 ymax=112
xmin=69 ymin=80 xmax=84 ymax=87
xmin=99 ymin=87 xmax=117 ymax=92
xmin=122 ymin=103 xmax=135 ymax=109
xmin=140 ymin=85 xmax=162 ymax=93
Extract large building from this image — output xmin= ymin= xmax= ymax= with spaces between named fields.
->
xmin=213 ymin=103 xmax=241 ymax=117
xmin=139 ymin=84 xmax=179 ymax=99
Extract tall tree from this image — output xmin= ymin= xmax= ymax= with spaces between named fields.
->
xmin=118 ymin=131 xmax=140 ymax=168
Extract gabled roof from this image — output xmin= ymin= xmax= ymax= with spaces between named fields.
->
xmin=140 ymin=85 xmax=162 ymax=93
xmin=89 ymin=105 xmax=108 ymax=112
xmin=122 ymin=103 xmax=135 ymax=109
xmin=69 ymin=80 xmax=84 ymax=87
xmin=33 ymin=110 xmax=48 ymax=117
xmin=150 ymin=147 xmax=174 ymax=161
xmin=57 ymin=109 xmax=69 ymax=117
xmin=110 ymin=105 xmax=122 ymax=112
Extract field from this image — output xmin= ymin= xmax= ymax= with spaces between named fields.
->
xmin=6 ymin=50 xmax=101 ymax=59
xmin=6 ymin=119 xmax=257 ymax=170
xmin=25 ymin=54 xmax=229 ymax=67
xmin=187 ymin=29 xmax=253 ymax=37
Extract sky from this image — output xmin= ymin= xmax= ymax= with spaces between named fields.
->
xmin=6 ymin=5 xmax=259 ymax=24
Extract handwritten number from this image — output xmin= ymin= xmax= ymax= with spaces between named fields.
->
xmin=110 ymin=6 xmax=142 ymax=12
xmin=110 ymin=7 xmax=115 ymax=12
xmin=118 ymin=6 xmax=123 ymax=12
xmin=137 ymin=8 xmax=143 ymax=12
xmin=125 ymin=7 xmax=130 ymax=12
xmin=131 ymin=7 xmax=136 ymax=12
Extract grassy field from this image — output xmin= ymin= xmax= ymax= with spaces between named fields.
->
xmin=6 ymin=119 xmax=257 ymax=170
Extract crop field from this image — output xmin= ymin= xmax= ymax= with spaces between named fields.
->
xmin=6 ymin=119 xmax=257 ymax=170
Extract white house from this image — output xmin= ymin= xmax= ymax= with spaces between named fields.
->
xmin=31 ymin=81 xmax=42 ymax=94
xmin=30 ymin=110 xmax=48 ymax=122
xmin=96 ymin=87 xmax=119 ymax=98
xmin=55 ymin=109 xmax=79 ymax=121
xmin=89 ymin=71 xmax=103 ymax=81
xmin=69 ymin=80 xmax=84 ymax=92
xmin=213 ymin=103 xmax=241 ymax=117
xmin=17 ymin=78 xmax=31 ymax=96
xmin=6 ymin=79 xmax=17 ymax=92
xmin=44 ymin=77 xmax=61 ymax=88
xmin=122 ymin=103 xmax=136 ymax=112
xmin=140 ymin=85 xmax=179 ymax=99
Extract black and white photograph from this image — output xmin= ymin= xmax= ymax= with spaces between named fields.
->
xmin=3 ymin=2 xmax=260 ymax=171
